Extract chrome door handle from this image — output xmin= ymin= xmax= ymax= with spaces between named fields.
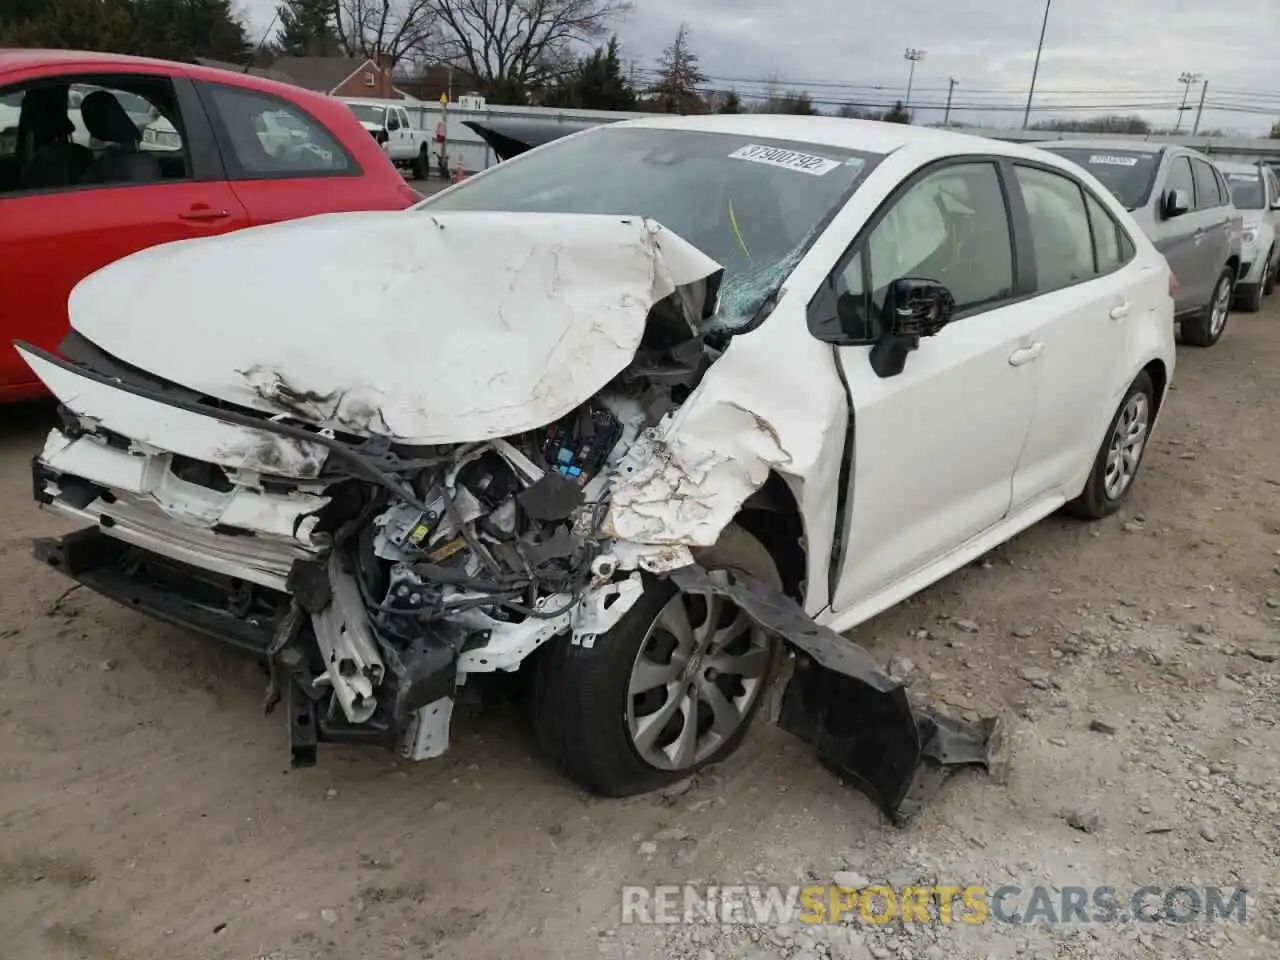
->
xmin=1009 ymin=342 xmax=1044 ymax=366
xmin=1110 ymin=301 xmax=1131 ymax=320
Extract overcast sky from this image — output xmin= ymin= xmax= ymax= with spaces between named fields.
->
xmin=240 ymin=0 xmax=1280 ymax=134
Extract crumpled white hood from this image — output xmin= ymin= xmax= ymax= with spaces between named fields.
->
xmin=67 ymin=211 xmax=722 ymax=445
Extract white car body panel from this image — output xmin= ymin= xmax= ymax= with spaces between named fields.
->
xmin=18 ymin=345 xmax=330 ymax=479
xmin=65 ymin=211 xmax=721 ymax=445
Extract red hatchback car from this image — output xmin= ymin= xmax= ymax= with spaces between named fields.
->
xmin=0 ymin=49 xmax=420 ymax=401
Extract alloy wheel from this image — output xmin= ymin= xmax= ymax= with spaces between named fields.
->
xmin=1104 ymin=392 xmax=1150 ymax=501
xmin=1210 ymin=277 xmax=1231 ymax=337
xmin=625 ymin=577 xmax=771 ymax=771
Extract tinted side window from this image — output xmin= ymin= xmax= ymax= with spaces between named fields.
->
xmin=1165 ymin=156 xmax=1195 ymax=203
xmin=1085 ymin=191 xmax=1127 ymax=274
xmin=202 ymin=83 xmax=354 ymax=177
xmin=831 ymin=162 xmax=1014 ymax=339
xmin=1191 ymin=159 xmax=1220 ymax=210
xmin=1014 ymin=165 xmax=1095 ymax=291
xmin=868 ymin=163 xmax=1014 ymax=312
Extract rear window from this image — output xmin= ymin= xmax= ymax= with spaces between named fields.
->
xmin=347 ymin=103 xmax=386 ymax=125
xmin=1225 ymin=169 xmax=1265 ymax=210
xmin=1041 ymin=148 xmax=1160 ymax=211
xmin=422 ymin=126 xmax=879 ymax=330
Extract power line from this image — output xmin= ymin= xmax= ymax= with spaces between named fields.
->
xmin=629 ymin=66 xmax=1280 ymax=118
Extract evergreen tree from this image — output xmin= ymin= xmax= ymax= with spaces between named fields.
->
xmin=274 ymin=0 xmax=341 ymax=57
xmin=882 ymin=100 xmax=911 ymax=124
xmin=718 ymin=89 xmax=741 ymax=114
xmin=648 ymin=23 xmax=706 ymax=114
xmin=547 ymin=36 xmax=636 ymax=110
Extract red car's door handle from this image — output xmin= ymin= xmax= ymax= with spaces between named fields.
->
xmin=179 ymin=205 xmax=231 ymax=222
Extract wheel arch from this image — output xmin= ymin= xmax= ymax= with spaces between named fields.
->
xmin=735 ymin=470 xmax=808 ymax=604
xmin=1143 ymin=357 xmax=1170 ymax=418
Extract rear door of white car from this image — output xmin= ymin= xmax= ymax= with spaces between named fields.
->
xmin=1004 ymin=160 xmax=1157 ymax=508
xmin=814 ymin=159 xmax=1043 ymax=612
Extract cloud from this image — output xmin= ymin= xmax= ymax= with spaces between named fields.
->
xmin=239 ymin=0 xmax=1279 ymax=133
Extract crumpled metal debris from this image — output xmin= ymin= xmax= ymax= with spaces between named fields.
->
xmin=670 ymin=565 xmax=1005 ymax=824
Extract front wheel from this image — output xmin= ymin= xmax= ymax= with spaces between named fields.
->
xmin=1265 ymin=249 xmax=1278 ymax=296
xmin=534 ymin=526 xmax=781 ymax=797
xmin=1065 ymin=371 xmax=1155 ymax=520
xmin=1181 ymin=268 xmax=1233 ymax=346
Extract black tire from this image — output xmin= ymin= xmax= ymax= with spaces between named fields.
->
xmin=1265 ymin=250 xmax=1278 ymax=296
xmin=1236 ymin=280 xmax=1264 ymax=314
xmin=534 ymin=526 xmax=781 ymax=797
xmin=1065 ymin=370 xmax=1155 ymax=521
xmin=1181 ymin=268 xmax=1233 ymax=346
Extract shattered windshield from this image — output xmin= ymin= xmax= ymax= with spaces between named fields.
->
xmin=1043 ymin=147 xmax=1160 ymax=210
xmin=420 ymin=127 xmax=878 ymax=329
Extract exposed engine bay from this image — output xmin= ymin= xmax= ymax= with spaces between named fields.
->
xmin=20 ymin=211 xmax=1000 ymax=824
xmin=276 ymin=334 xmax=718 ymax=762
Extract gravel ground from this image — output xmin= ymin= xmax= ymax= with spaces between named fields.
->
xmin=1 ymin=306 xmax=1278 ymax=960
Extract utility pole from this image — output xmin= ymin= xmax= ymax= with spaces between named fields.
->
xmin=904 ymin=48 xmax=926 ymax=115
xmin=1192 ymin=79 xmax=1209 ymax=135
xmin=944 ymin=77 xmax=958 ymax=125
xmin=1175 ymin=72 xmax=1202 ymax=132
xmin=1022 ymin=0 xmax=1053 ymax=129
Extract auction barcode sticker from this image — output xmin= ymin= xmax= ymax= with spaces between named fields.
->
xmin=728 ymin=144 xmax=841 ymax=176
xmin=1087 ymin=154 xmax=1141 ymax=167
xmin=1227 ymin=172 xmax=1259 ymax=182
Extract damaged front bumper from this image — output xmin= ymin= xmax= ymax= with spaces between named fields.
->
xmin=24 ymin=344 xmax=1000 ymax=824
xmin=32 ymin=505 xmax=1002 ymax=823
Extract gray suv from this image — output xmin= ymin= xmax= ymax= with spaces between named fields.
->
xmin=1039 ymin=141 xmax=1243 ymax=347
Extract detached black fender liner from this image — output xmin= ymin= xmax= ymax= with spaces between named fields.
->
xmin=670 ymin=565 xmax=1005 ymax=825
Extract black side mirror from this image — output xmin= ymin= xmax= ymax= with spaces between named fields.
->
xmin=869 ymin=278 xmax=955 ymax=379
xmin=1163 ymin=188 xmax=1190 ymax=219
xmin=387 ymin=116 xmax=400 ymax=131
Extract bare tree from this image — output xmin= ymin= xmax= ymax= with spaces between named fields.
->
xmin=432 ymin=0 xmax=630 ymax=92
xmin=648 ymin=22 xmax=706 ymax=114
xmin=333 ymin=0 xmax=442 ymax=64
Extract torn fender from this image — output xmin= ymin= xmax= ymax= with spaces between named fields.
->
xmin=670 ymin=566 xmax=1004 ymax=825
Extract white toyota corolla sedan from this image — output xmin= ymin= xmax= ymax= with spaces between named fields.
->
xmin=18 ymin=115 xmax=1175 ymax=820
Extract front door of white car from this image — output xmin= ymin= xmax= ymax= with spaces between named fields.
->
xmin=821 ymin=161 xmax=1041 ymax=613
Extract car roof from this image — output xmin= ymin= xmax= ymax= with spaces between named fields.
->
xmin=1037 ymin=139 xmax=1166 ymax=155
xmin=610 ymin=113 xmax=1073 ymax=164
xmin=1216 ymin=160 xmax=1262 ymax=175
xmin=0 ymin=48 xmax=329 ymax=104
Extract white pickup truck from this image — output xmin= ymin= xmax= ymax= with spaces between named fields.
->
xmin=340 ymin=98 xmax=435 ymax=178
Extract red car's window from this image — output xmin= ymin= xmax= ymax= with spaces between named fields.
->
xmin=0 ymin=77 xmax=189 ymax=195
xmin=202 ymin=83 xmax=354 ymax=178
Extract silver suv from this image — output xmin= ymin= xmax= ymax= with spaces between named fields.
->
xmin=1039 ymin=141 xmax=1243 ymax=347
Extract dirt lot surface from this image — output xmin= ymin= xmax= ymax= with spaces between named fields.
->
xmin=2 ymin=308 xmax=1279 ymax=960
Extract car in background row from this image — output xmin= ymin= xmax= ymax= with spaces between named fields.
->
xmin=1217 ymin=160 xmax=1280 ymax=312
xmin=341 ymin=98 xmax=435 ymax=179
xmin=1040 ymin=141 xmax=1242 ymax=347
xmin=0 ymin=49 xmax=420 ymax=402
